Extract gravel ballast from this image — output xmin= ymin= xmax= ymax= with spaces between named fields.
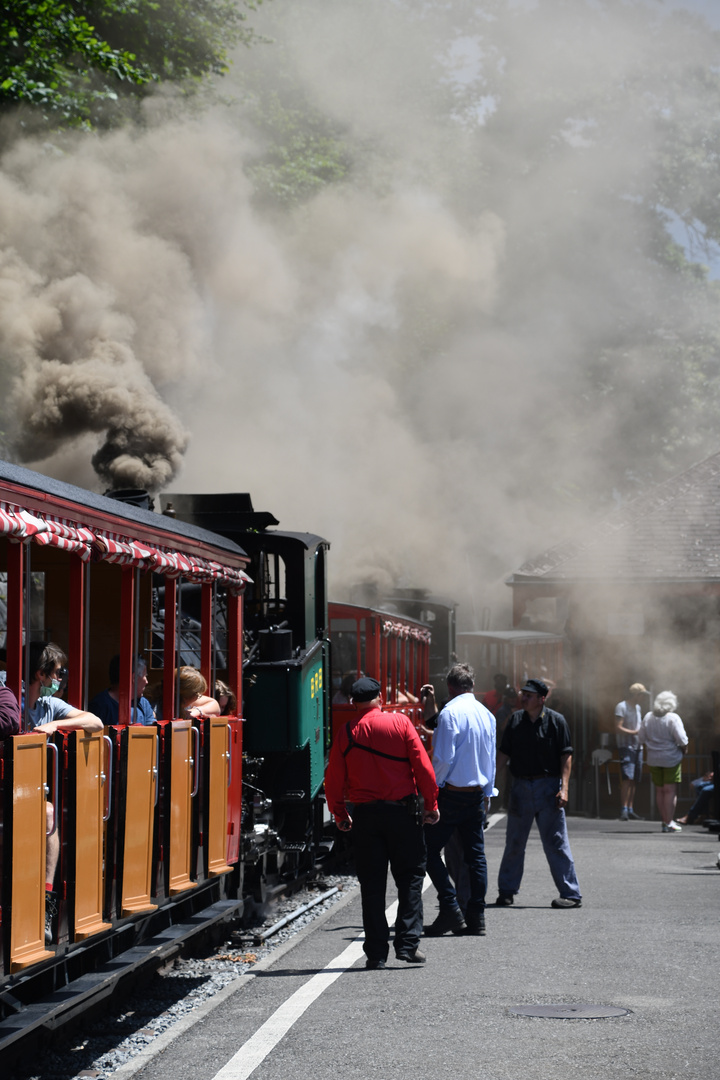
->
xmin=11 ymin=874 xmax=356 ymax=1080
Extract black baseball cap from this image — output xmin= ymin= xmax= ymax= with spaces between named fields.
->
xmin=351 ymin=676 xmax=381 ymax=702
xmin=520 ymin=678 xmax=549 ymax=697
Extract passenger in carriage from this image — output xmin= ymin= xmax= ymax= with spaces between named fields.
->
xmin=179 ymin=667 xmax=221 ymax=718
xmin=89 ymin=655 xmax=155 ymax=725
xmin=332 ymin=672 xmax=359 ymax=705
xmin=215 ymin=679 xmax=237 ymax=716
xmin=24 ymin=641 xmax=104 ymax=942
xmin=152 ymin=666 xmax=221 ymax=720
xmin=0 ymin=680 xmax=20 ymax=737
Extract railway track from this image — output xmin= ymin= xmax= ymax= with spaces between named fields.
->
xmin=4 ymin=874 xmax=355 ymax=1080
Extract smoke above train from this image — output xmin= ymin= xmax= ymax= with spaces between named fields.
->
xmin=1 ymin=0 xmax=719 ymax=609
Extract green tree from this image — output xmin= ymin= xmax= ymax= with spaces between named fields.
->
xmin=0 ymin=0 xmax=263 ymax=127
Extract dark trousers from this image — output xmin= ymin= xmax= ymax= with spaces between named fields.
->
xmin=424 ymin=787 xmax=487 ymax=915
xmin=352 ymin=802 xmax=427 ymax=962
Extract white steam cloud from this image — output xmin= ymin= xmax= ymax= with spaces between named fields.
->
xmin=0 ymin=0 xmax=718 ymax=619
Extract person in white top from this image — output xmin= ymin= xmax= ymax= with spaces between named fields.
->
xmin=614 ymin=682 xmax=648 ymax=820
xmin=639 ymin=691 xmax=688 ymax=833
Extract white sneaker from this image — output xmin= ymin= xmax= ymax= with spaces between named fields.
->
xmin=661 ymin=821 xmax=682 ymax=833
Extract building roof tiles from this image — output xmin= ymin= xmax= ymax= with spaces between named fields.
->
xmin=512 ymin=451 xmax=720 ymax=583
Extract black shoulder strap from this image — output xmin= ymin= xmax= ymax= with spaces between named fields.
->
xmin=342 ymin=720 xmax=409 ymax=762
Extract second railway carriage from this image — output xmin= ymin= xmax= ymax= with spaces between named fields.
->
xmin=328 ymin=601 xmax=431 ymax=739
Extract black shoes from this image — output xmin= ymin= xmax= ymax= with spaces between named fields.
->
xmin=464 ymin=913 xmax=486 ymax=936
xmin=45 ymin=892 xmax=58 ymax=944
xmin=396 ymin=948 xmax=426 ymax=964
xmin=425 ymin=906 xmax=467 ymax=936
xmin=495 ymin=894 xmax=514 ymax=907
xmin=365 ymin=958 xmax=386 ymax=969
xmin=551 ymin=897 xmax=582 ymax=909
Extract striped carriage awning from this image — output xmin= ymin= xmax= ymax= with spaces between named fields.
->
xmin=0 ymin=502 xmax=251 ymax=591
xmin=382 ymin=619 xmax=432 ymax=644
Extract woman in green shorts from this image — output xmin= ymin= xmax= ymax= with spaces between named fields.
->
xmin=639 ymin=691 xmax=688 ymax=833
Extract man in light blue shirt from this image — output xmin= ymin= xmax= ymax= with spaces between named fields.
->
xmin=422 ymin=663 xmax=496 ymax=937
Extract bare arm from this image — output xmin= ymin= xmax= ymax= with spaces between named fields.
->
xmin=420 ymin=684 xmax=438 ymax=724
xmin=186 ymin=695 xmax=221 ymax=718
xmin=557 ymin=752 xmax=572 ymax=809
xmin=35 ymin=709 xmax=104 ymax=735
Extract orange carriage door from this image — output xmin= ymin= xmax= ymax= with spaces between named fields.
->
xmin=167 ymin=719 xmax=198 ymax=895
xmin=119 ymin=726 xmax=158 ymax=916
xmin=72 ymin=730 xmax=112 ymax=940
xmin=8 ymin=732 xmax=54 ymax=970
xmin=206 ymin=717 xmax=232 ymax=877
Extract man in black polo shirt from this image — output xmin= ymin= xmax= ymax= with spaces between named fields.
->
xmin=495 ymin=679 xmax=582 ymax=909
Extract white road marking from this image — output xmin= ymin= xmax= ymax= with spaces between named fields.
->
xmin=211 ymin=813 xmax=503 ymax=1080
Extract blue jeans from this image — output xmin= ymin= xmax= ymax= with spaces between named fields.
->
xmin=425 ymin=788 xmax=487 ymax=914
xmin=498 ymin=777 xmax=581 ymax=901
xmin=686 ymin=780 xmax=715 ymax=822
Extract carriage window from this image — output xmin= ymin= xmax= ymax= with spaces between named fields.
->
xmin=28 ymin=572 xmax=46 ymax=640
xmin=0 ymin=571 xmax=46 ymax=648
xmin=330 ymin=618 xmax=366 ymax=697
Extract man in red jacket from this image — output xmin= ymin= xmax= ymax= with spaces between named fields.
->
xmin=325 ymin=676 xmax=439 ymax=969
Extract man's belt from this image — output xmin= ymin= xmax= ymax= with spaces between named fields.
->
xmin=355 ymin=797 xmax=415 ymax=808
xmin=514 ymin=772 xmax=558 ymax=780
xmin=443 ymin=783 xmax=483 ymax=792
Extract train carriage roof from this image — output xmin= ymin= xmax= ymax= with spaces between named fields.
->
xmin=0 ymin=459 xmax=249 ymax=566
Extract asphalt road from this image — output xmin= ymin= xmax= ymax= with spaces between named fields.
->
xmin=120 ymin=815 xmax=720 ymax=1080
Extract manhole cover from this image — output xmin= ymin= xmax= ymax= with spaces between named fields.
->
xmin=510 ymin=1004 xmax=629 ymax=1019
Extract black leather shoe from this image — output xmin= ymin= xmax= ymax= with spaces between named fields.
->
xmin=551 ymin=897 xmax=582 ymax=909
xmin=465 ymin=913 xmax=486 ymax=936
xmin=495 ymin=894 xmax=514 ymax=907
xmin=396 ymin=948 xmax=426 ymax=963
xmin=365 ymin=958 xmax=386 ymax=969
xmin=424 ymin=906 xmax=466 ymax=936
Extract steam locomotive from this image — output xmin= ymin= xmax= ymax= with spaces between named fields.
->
xmin=0 ymin=464 xmax=442 ymax=1054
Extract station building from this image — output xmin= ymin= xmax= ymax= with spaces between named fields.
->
xmin=506 ymin=451 xmax=720 ymax=816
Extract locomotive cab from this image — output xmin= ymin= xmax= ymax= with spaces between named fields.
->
xmin=160 ymin=494 xmax=331 ymax=895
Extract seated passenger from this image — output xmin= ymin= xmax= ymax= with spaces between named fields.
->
xmin=152 ymin=667 xmax=222 ymax=720
xmin=89 ymin=655 xmax=155 ymax=726
xmin=179 ymin=667 xmax=221 ymax=719
xmin=215 ymin=679 xmax=237 ymax=716
xmin=25 ymin=641 xmax=103 ymax=943
xmin=0 ymin=680 xmax=20 ymax=738
xmin=332 ymin=672 xmax=360 ymax=705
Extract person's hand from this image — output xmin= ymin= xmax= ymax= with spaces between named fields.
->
xmin=423 ymin=808 xmax=440 ymax=825
xmin=556 ymin=787 xmax=569 ymax=809
xmin=420 ymin=684 xmax=435 ymax=702
xmin=35 ymin=721 xmax=57 ymax=735
xmin=336 ymin=815 xmax=353 ymax=832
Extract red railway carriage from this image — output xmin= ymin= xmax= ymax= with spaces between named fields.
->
xmin=328 ymin=601 xmax=431 ymax=739
xmin=0 ymin=460 xmax=249 ymax=1002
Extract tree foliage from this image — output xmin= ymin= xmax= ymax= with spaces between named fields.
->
xmin=0 ymin=0 xmax=263 ymax=126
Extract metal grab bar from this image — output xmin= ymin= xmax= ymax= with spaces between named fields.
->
xmin=102 ymin=734 xmax=113 ymax=822
xmin=227 ymin=724 xmax=232 ymax=788
xmin=47 ymin=741 xmax=59 ymax=837
xmin=153 ymin=735 xmax=160 ymax=807
xmin=191 ymin=726 xmax=200 ymax=798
